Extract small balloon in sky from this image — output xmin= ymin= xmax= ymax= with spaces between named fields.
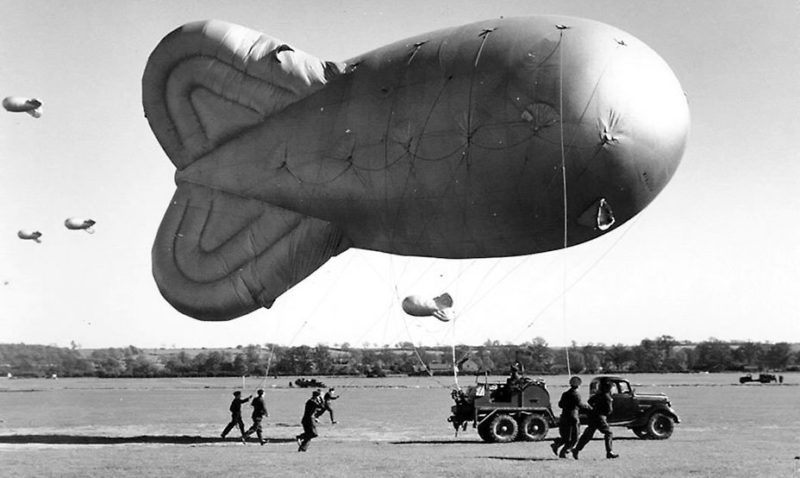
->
xmin=402 ymin=293 xmax=454 ymax=322
xmin=17 ymin=229 xmax=43 ymax=243
xmin=2 ymin=97 xmax=43 ymax=118
xmin=64 ymin=218 xmax=96 ymax=234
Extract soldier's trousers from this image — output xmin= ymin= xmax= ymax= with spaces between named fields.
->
xmin=297 ymin=417 xmax=318 ymax=451
xmin=552 ymin=416 xmax=580 ymax=451
xmin=221 ymin=414 xmax=245 ymax=437
xmin=245 ymin=416 xmax=265 ymax=442
xmin=574 ymin=415 xmax=613 ymax=454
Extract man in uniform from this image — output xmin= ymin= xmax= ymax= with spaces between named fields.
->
xmin=550 ymin=376 xmax=590 ymax=458
xmin=221 ymin=390 xmax=251 ymax=443
xmin=572 ymin=380 xmax=618 ymax=459
xmin=243 ymin=389 xmax=268 ymax=445
xmin=296 ymin=389 xmax=324 ymax=452
xmin=321 ymin=387 xmax=339 ymax=424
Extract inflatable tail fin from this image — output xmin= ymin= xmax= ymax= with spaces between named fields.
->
xmin=142 ymin=20 xmax=344 ymax=170
xmin=153 ymin=183 xmax=350 ymax=321
xmin=434 ymin=293 xmax=454 ymax=309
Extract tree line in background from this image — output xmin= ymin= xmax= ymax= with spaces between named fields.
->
xmin=0 ymin=336 xmax=797 ymax=378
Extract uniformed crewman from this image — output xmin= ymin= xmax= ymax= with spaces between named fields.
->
xmin=320 ymin=387 xmax=339 ymax=424
xmin=550 ymin=376 xmax=591 ymax=458
xmin=572 ymin=380 xmax=618 ymax=459
xmin=220 ymin=390 xmax=251 ymax=443
xmin=296 ymin=390 xmax=324 ymax=452
xmin=243 ymin=389 xmax=268 ymax=445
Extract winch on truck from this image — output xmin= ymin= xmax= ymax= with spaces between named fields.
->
xmin=448 ymin=375 xmax=680 ymax=443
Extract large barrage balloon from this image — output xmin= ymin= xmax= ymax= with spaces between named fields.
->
xmin=143 ymin=17 xmax=689 ymax=321
xmin=3 ymin=97 xmax=43 ymax=118
xmin=64 ymin=218 xmax=96 ymax=234
xmin=18 ymin=230 xmax=42 ymax=243
xmin=402 ymin=293 xmax=454 ymax=322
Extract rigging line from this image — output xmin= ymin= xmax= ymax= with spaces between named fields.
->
xmin=253 ymin=344 xmax=275 ymax=394
xmin=338 ymin=295 xmax=399 ymax=389
xmin=281 ymin=248 xmax=359 ymax=349
xmin=451 ymin=263 xmax=504 ymax=320
xmin=451 ymin=315 xmax=460 ymax=389
xmin=513 ymin=216 xmax=640 ymax=338
xmin=558 ymin=29 xmax=571 ymax=378
xmin=456 ymin=255 xmax=560 ymax=341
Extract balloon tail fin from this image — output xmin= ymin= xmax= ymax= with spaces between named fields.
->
xmin=152 ymin=182 xmax=350 ymax=321
xmin=142 ymin=20 xmax=343 ymax=170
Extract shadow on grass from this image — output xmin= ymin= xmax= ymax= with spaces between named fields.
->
xmin=0 ymin=435 xmax=296 ymax=445
xmin=390 ymin=436 xmax=640 ymax=446
xmin=390 ymin=440 xmax=486 ymax=445
xmin=486 ymin=456 xmax=556 ymax=462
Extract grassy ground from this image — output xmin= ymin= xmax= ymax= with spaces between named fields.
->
xmin=1 ymin=373 xmax=798 ymax=477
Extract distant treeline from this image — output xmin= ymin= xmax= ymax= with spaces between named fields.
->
xmin=1 ymin=336 xmax=798 ymax=378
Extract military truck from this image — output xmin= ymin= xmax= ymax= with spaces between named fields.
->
xmin=448 ymin=376 xmax=555 ymax=442
xmin=448 ymin=375 xmax=680 ymax=442
xmin=739 ymin=373 xmax=777 ymax=384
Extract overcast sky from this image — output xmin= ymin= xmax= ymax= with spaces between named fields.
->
xmin=1 ymin=0 xmax=798 ymax=349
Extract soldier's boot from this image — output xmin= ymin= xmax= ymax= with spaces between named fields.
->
xmin=571 ymin=448 xmax=580 ymax=460
xmin=605 ymin=434 xmax=618 ymax=459
xmin=550 ymin=442 xmax=560 ymax=457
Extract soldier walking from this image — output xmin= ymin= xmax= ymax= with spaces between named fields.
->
xmin=221 ymin=390 xmax=251 ymax=443
xmin=550 ymin=376 xmax=590 ymax=458
xmin=243 ymin=389 xmax=268 ymax=445
xmin=572 ymin=380 xmax=618 ymax=459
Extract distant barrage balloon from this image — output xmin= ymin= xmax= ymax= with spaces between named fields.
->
xmin=3 ymin=97 xmax=43 ymax=118
xmin=402 ymin=293 xmax=454 ymax=322
xmin=17 ymin=229 xmax=42 ymax=243
xmin=64 ymin=218 xmax=96 ymax=234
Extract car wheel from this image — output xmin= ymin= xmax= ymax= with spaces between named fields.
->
xmin=645 ymin=412 xmax=674 ymax=440
xmin=632 ymin=427 xmax=651 ymax=439
xmin=487 ymin=414 xmax=518 ymax=443
xmin=518 ymin=414 xmax=549 ymax=441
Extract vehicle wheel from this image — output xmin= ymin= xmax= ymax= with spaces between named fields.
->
xmin=487 ymin=414 xmax=518 ymax=443
xmin=632 ymin=427 xmax=651 ymax=439
xmin=518 ymin=414 xmax=549 ymax=441
xmin=644 ymin=412 xmax=674 ymax=440
xmin=477 ymin=422 xmax=493 ymax=442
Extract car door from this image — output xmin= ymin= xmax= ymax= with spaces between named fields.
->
xmin=609 ymin=381 xmax=637 ymax=424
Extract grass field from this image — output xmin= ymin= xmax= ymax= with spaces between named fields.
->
xmin=1 ymin=373 xmax=799 ymax=477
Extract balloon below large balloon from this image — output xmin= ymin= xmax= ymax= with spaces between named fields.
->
xmin=18 ymin=230 xmax=42 ymax=243
xmin=3 ymin=97 xmax=42 ymax=118
xmin=402 ymin=293 xmax=454 ymax=322
xmin=143 ymin=16 xmax=689 ymax=321
xmin=64 ymin=218 xmax=96 ymax=234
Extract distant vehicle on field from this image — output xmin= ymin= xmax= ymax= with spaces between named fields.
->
xmin=294 ymin=378 xmax=326 ymax=388
xmin=447 ymin=375 xmax=680 ymax=443
xmin=739 ymin=373 xmax=777 ymax=384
